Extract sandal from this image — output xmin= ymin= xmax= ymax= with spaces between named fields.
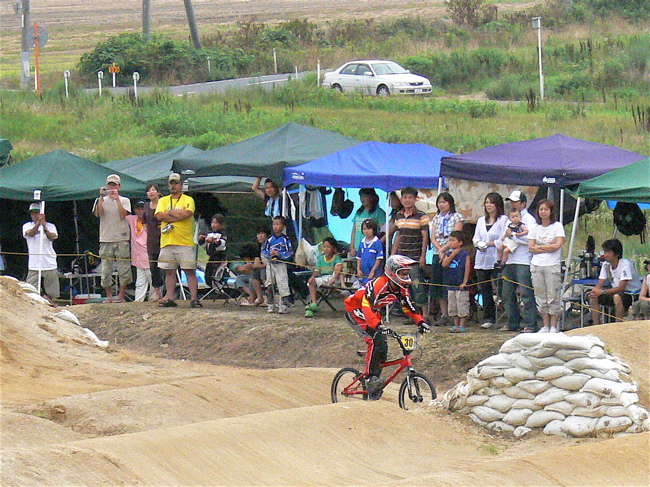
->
xmin=190 ymin=299 xmax=203 ymax=308
xmin=158 ymin=299 xmax=177 ymax=308
xmin=112 ymin=298 xmax=125 ymax=303
xmin=451 ymin=326 xmax=466 ymax=333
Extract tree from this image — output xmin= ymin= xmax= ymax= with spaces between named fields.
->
xmin=445 ymin=0 xmax=484 ymax=26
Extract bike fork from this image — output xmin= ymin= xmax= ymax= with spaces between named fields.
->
xmin=405 ymin=369 xmax=423 ymax=403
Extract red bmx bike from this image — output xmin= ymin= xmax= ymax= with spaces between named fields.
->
xmin=331 ymin=320 xmax=436 ymax=410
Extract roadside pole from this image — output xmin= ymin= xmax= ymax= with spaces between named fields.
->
xmin=20 ymin=0 xmax=30 ymax=89
xmin=34 ymin=23 xmax=41 ymax=96
xmin=97 ymin=71 xmax=103 ymax=96
xmin=63 ymin=70 xmax=70 ymax=98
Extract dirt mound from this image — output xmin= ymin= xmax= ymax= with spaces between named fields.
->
xmin=2 ymin=276 xmax=649 ymax=485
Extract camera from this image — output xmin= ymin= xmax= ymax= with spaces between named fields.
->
xmin=161 ymin=223 xmax=174 ymax=234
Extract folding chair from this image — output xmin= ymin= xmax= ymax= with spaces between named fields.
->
xmin=200 ymin=263 xmax=241 ymax=303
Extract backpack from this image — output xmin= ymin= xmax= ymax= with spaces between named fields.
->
xmin=330 ymin=188 xmax=345 ymax=216
xmin=613 ymin=202 xmax=646 ymax=242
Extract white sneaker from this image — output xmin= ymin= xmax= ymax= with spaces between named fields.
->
xmin=538 ymin=326 xmax=550 ymax=333
xmin=277 ymin=305 xmax=288 ymax=314
xmin=267 ymin=305 xmax=276 ymax=314
xmin=549 ymin=326 xmax=558 ymax=333
xmin=480 ymin=322 xmax=494 ymax=329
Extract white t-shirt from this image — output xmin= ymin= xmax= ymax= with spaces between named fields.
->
xmin=23 ymin=221 xmax=58 ymax=271
xmin=502 ymin=208 xmax=536 ymax=265
xmin=528 ymin=221 xmax=565 ymax=267
xmin=598 ymin=258 xmax=642 ymax=294
xmin=94 ymin=195 xmax=131 ymax=243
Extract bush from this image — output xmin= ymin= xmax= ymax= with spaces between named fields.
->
xmin=485 ymin=74 xmax=535 ymax=101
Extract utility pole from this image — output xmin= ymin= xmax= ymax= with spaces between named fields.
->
xmin=183 ymin=0 xmax=202 ymax=50
xmin=20 ymin=0 xmax=31 ymax=89
xmin=143 ymin=0 xmax=151 ymax=42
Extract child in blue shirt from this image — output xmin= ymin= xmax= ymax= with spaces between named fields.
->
xmin=442 ymin=230 xmax=471 ymax=333
xmin=356 ymin=219 xmax=384 ymax=285
xmin=261 ymin=216 xmax=294 ymax=314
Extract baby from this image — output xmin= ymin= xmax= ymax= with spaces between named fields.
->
xmin=495 ymin=208 xmax=528 ymax=269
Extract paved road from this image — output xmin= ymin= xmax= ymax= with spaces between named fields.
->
xmin=87 ymin=72 xmax=311 ymax=96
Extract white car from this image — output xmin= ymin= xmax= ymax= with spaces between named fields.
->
xmin=322 ymin=60 xmax=432 ymax=96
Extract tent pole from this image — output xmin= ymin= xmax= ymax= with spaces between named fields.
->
xmin=437 ymin=177 xmax=442 ymax=196
xmin=73 ymin=200 xmax=80 ymax=256
xmin=561 ymin=196 xmax=581 ymax=329
xmin=37 ymin=200 xmax=46 ymax=295
xmin=559 ymin=189 xmax=565 ymax=225
xmin=298 ymin=185 xmax=305 ymax=242
xmin=385 ymin=191 xmax=391 ymax=323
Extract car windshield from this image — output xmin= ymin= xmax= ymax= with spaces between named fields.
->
xmin=371 ymin=62 xmax=408 ymax=75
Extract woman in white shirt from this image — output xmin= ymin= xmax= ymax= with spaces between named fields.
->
xmin=472 ymin=192 xmax=508 ymax=329
xmin=528 ymin=199 xmax=565 ymax=333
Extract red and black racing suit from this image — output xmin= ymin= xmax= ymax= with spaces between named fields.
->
xmin=344 ymin=276 xmax=425 ymax=378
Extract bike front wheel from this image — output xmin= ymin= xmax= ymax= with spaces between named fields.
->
xmin=398 ymin=372 xmax=436 ymax=411
xmin=331 ymin=367 xmax=367 ymax=404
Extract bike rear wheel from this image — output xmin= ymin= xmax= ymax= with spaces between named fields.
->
xmin=331 ymin=367 xmax=367 ymax=404
xmin=398 ymin=372 xmax=436 ymax=410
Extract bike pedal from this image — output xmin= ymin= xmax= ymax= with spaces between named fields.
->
xmin=356 ymin=350 xmax=366 ymax=356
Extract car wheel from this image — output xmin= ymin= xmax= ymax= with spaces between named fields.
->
xmin=332 ymin=84 xmax=343 ymax=93
xmin=377 ymin=85 xmax=390 ymax=97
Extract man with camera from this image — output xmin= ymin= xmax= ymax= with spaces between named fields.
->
xmin=155 ymin=173 xmax=201 ymax=308
xmin=93 ymin=174 xmax=132 ymax=302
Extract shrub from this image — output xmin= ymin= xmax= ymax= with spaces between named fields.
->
xmin=485 ymin=74 xmax=535 ymax=101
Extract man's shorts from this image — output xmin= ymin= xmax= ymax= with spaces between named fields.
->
xmin=158 ymin=245 xmax=197 ymax=270
xmin=597 ymin=291 xmax=633 ymax=310
xmin=447 ymin=289 xmax=470 ymax=318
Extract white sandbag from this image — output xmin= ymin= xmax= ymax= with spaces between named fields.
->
xmin=514 ymin=426 xmax=532 ymax=438
xmin=512 ymin=399 xmax=542 ymax=411
xmin=595 ymin=416 xmax=632 ymax=434
xmin=20 ymin=281 xmax=39 ymax=293
xmin=467 ymin=367 xmax=480 ymax=379
xmin=624 ymin=423 xmax=649 ymax=434
xmin=572 ymin=406 xmax=609 ymax=418
xmin=588 ymin=346 xmax=606 ymax=359
xmin=517 ymin=379 xmax=551 ymax=395
xmin=485 ymin=394 xmax=518 ymax=413
xmin=487 ymin=421 xmax=515 ymax=434
xmin=477 ymin=353 xmax=512 ymax=368
xmin=555 ymin=349 xmax=589 ymax=361
xmin=471 ymin=406 xmax=504 ymax=423
xmin=580 ymin=368 xmax=620 ymax=381
xmin=543 ymin=419 xmax=569 ymax=437
xmin=626 ymin=404 xmax=649 ymax=422
xmin=502 ymin=334 xmax=543 ymax=349
xmin=477 ymin=386 xmax=504 ymax=397
xmin=620 ymin=392 xmax=641 ymax=408
xmin=534 ymin=387 xmax=567 ymax=406
xmin=453 ymin=383 xmax=472 ymax=398
xmin=527 ymin=346 xmax=559 ymax=358
xmin=502 ymin=408 xmax=533 ymax=426
xmin=551 ymin=373 xmax=591 ymax=391
xmin=566 ymin=357 xmax=629 ymax=373
xmin=564 ymin=416 xmax=597 ymax=437
xmin=565 ymin=392 xmax=601 ymax=408
xmin=503 ymin=367 xmax=536 ymax=384
xmin=54 ymin=309 xmax=81 ymax=326
xmin=466 ymin=394 xmax=489 ymax=407
xmin=536 ymin=365 xmax=573 ymax=381
xmin=545 ymin=400 xmax=574 ymax=415
xmin=508 ymin=353 xmax=536 ymax=371
xmin=476 ymin=366 xmax=504 ymax=380
xmin=502 ymin=386 xmax=536 ymax=400
xmin=604 ymin=406 xmax=632 ymax=418
xmin=83 ymin=328 xmax=109 ymax=348
xmin=541 ymin=334 xmax=602 ymax=350
xmin=490 ymin=376 xmax=514 ymax=389
xmin=467 ymin=376 xmax=490 ymax=394
xmin=527 ymin=355 xmax=566 ymax=369
xmin=26 ymin=292 xmax=51 ymax=305
xmin=468 ymin=413 xmax=487 ymax=426
xmin=582 ymin=378 xmax=637 ymax=398
xmin=604 ymin=354 xmax=632 ymax=374
xmin=525 ymin=410 xmax=566 ymax=428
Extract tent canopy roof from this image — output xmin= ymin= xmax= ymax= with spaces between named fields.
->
xmin=574 ymin=157 xmax=650 ymax=204
xmin=283 ymin=141 xmax=453 ymax=191
xmin=440 ymin=133 xmax=646 ymax=188
xmin=0 ymin=149 xmax=146 ymax=201
xmin=172 ymin=122 xmax=361 ymax=181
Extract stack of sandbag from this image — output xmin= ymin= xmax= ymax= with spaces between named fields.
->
xmin=441 ymin=333 xmax=649 ymax=438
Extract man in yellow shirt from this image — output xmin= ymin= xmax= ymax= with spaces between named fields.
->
xmin=155 ymin=173 xmax=201 ymax=308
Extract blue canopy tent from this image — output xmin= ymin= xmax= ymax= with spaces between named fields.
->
xmin=283 ymin=141 xmax=453 ymax=191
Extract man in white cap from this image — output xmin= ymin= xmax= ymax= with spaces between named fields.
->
xmin=155 ymin=173 xmax=201 ymax=308
xmin=23 ymin=202 xmax=60 ymax=300
xmin=499 ymin=190 xmax=539 ymax=332
xmin=93 ymin=174 xmax=132 ymax=302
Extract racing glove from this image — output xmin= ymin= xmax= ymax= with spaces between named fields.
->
xmin=418 ymin=321 xmax=431 ymax=334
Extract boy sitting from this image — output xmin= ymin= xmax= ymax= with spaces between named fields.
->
xmin=306 ymin=237 xmax=343 ymax=317
xmin=442 ymin=230 xmax=471 ymax=333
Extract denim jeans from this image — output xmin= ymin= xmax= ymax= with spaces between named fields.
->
xmin=501 ymin=263 xmax=538 ymax=330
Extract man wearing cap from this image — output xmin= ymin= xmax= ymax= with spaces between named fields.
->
xmin=93 ymin=174 xmax=132 ymax=303
xmin=155 ymin=173 xmax=201 ymax=308
xmin=23 ymin=202 xmax=60 ymax=300
xmin=500 ymin=190 xmax=539 ymax=332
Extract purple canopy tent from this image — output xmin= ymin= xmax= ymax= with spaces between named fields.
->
xmin=440 ymin=133 xmax=646 ymax=188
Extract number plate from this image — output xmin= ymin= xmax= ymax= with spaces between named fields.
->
xmin=400 ymin=334 xmax=416 ymax=350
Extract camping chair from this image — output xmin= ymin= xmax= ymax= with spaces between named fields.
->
xmin=199 ymin=263 xmax=241 ymax=303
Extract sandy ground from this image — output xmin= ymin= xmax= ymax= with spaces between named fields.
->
xmin=1 ymin=275 xmax=649 ymax=486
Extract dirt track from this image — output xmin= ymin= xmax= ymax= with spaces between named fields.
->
xmin=2 ymin=276 xmax=649 ymax=486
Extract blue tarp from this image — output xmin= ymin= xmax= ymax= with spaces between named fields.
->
xmin=283 ymin=141 xmax=454 ymax=191
xmin=440 ymin=133 xmax=646 ymax=188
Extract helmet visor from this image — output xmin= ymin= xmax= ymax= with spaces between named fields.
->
xmin=396 ymin=268 xmax=411 ymax=280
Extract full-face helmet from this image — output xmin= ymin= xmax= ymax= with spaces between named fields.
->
xmin=385 ymin=255 xmax=417 ymax=288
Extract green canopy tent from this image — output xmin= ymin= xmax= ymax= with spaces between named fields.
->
xmin=171 ymin=122 xmax=361 ymax=181
xmin=574 ymin=157 xmax=650 ymax=203
xmin=104 ymin=144 xmax=256 ymax=192
xmin=0 ymin=139 xmax=12 ymax=166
